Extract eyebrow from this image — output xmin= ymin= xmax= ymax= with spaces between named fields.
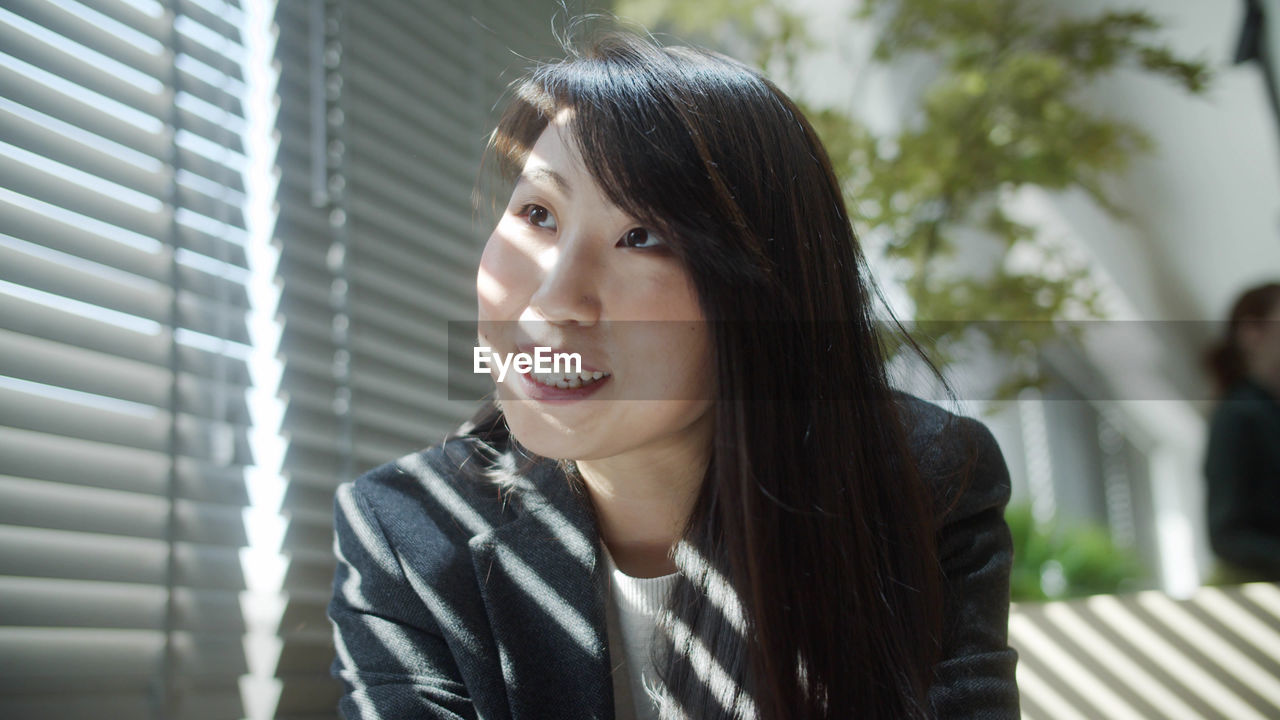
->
xmin=517 ymin=166 xmax=571 ymax=195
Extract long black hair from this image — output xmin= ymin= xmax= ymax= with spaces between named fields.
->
xmin=480 ymin=29 xmax=943 ymax=719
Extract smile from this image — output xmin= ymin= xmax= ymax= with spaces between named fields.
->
xmin=529 ymin=369 xmax=610 ymax=389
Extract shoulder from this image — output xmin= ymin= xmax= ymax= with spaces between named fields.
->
xmin=336 ymin=409 xmax=536 ymax=551
xmin=896 ymin=393 xmax=996 ymax=458
xmin=899 ymin=396 xmax=1021 ymax=714
xmin=1211 ymin=382 xmax=1276 ymax=429
xmin=895 ymin=393 xmax=1009 ymax=483
xmin=1207 ymin=383 xmax=1278 ymax=454
xmin=1206 ymin=382 xmax=1280 ymax=474
xmin=894 ymin=392 xmax=1012 ymax=518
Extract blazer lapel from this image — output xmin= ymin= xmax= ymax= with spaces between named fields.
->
xmin=469 ymin=459 xmax=614 ymax=720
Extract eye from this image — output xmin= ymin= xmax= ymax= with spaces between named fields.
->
xmin=617 ymin=227 xmax=664 ymax=249
xmin=518 ymin=203 xmax=557 ymax=230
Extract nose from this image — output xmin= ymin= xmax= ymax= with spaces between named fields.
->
xmin=527 ymin=238 xmax=602 ymax=326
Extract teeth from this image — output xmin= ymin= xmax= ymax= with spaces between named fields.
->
xmin=530 ymin=370 xmax=609 ymax=389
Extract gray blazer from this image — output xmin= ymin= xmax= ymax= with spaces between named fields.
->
xmin=328 ymin=396 xmax=1020 ymax=719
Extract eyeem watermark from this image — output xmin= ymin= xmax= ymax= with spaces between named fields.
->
xmin=474 ymin=346 xmax=582 ymax=382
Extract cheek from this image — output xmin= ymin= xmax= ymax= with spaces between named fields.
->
xmin=604 ymin=264 xmax=704 ymax=324
xmin=477 ymin=229 xmax=538 ymax=321
xmin=683 ymin=329 xmax=715 ymax=393
xmin=629 ymin=323 xmax=713 ymax=397
xmin=607 ymin=269 xmax=709 ymax=390
xmin=659 ymin=272 xmax=706 ymax=326
xmin=656 ymin=281 xmax=711 ymax=386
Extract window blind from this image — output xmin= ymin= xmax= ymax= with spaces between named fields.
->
xmin=0 ymin=0 xmax=273 ymax=717
xmin=1 ymin=0 xmax=571 ymax=717
xmin=269 ymin=0 xmax=565 ymax=717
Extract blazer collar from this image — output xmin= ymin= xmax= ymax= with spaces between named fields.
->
xmin=468 ymin=457 xmax=614 ymax=720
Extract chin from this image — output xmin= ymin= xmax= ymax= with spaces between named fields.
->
xmin=499 ymin=399 xmax=586 ymax=461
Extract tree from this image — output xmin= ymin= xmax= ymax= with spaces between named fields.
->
xmin=616 ymin=0 xmax=1210 ymax=395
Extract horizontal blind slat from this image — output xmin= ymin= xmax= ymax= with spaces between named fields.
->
xmin=1 ymin=27 xmax=168 ymax=128
xmin=0 ymin=328 xmax=252 ymax=422
xmin=0 ymin=476 xmax=257 ymax=551
xmin=0 ymin=526 xmax=238 ymax=588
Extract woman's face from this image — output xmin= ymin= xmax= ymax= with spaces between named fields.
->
xmin=477 ymin=113 xmax=714 ymax=463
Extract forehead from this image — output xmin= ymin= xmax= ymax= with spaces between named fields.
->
xmin=521 ymin=113 xmax=584 ymax=180
xmin=517 ymin=114 xmax=629 ymax=217
xmin=512 ymin=109 xmax=654 ymax=230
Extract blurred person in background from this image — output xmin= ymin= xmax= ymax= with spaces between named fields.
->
xmin=1204 ymin=281 xmax=1280 ymax=581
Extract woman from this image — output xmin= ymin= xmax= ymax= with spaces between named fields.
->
xmin=1203 ymin=282 xmax=1280 ymax=581
xmin=329 ymin=31 xmax=1018 ymax=719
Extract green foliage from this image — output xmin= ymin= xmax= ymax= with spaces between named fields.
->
xmin=616 ymin=0 xmax=1210 ymax=395
xmin=1006 ymin=505 xmax=1144 ymax=601
xmin=613 ymin=0 xmax=812 ymax=74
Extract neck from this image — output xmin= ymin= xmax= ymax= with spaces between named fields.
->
xmin=576 ymin=422 xmax=711 ymax=578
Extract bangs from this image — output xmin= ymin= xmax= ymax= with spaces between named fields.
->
xmin=484 ymin=34 xmax=780 ymax=260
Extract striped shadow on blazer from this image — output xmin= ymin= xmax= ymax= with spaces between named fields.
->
xmin=328 ymin=396 xmax=1022 ymax=718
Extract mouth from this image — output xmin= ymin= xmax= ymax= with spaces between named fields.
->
xmin=515 ymin=368 xmax=612 ymax=403
xmin=527 ymin=368 xmax=611 ymax=389
xmin=510 ymin=344 xmax=612 ymax=402
xmin=505 ymin=342 xmax=612 ymax=401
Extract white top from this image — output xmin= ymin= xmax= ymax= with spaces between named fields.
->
xmin=601 ymin=544 xmax=680 ymax=720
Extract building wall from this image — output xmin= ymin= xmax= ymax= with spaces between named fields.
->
xmin=786 ymin=0 xmax=1280 ymax=594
